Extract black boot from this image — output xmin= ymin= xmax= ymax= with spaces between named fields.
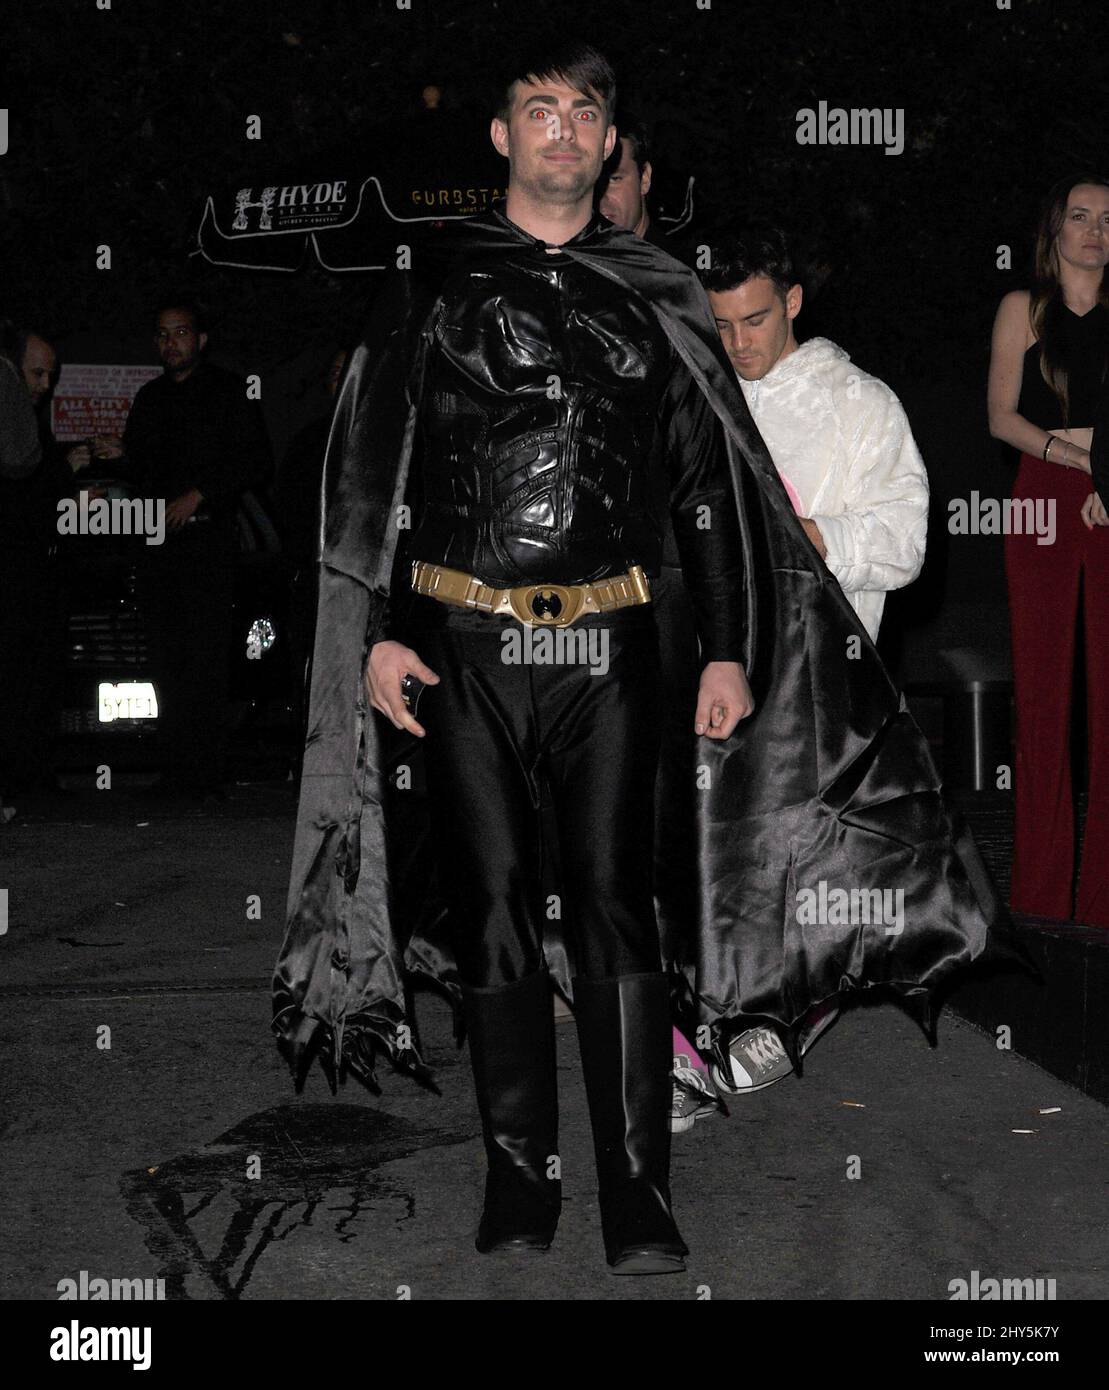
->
xmin=573 ymin=972 xmax=689 ymax=1274
xmin=460 ymin=967 xmax=562 ymax=1252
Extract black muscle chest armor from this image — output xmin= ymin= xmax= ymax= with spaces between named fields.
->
xmin=409 ymin=244 xmax=675 ymax=585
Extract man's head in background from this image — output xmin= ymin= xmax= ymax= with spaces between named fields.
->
xmin=20 ymin=332 xmax=57 ymax=408
xmin=18 ymin=330 xmax=56 ymax=405
xmin=0 ymin=321 xmax=57 ymax=408
xmin=598 ymin=112 xmax=652 ymax=235
xmin=325 ymin=346 xmax=349 ymax=400
xmin=153 ymin=294 xmax=208 ymax=382
xmin=697 ymin=224 xmax=802 ymax=381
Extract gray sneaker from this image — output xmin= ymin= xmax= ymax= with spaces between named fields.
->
xmin=712 ymin=1006 xmax=840 ymax=1095
xmin=711 ymin=1026 xmax=793 ymax=1094
xmin=670 ymin=1053 xmax=719 ymax=1133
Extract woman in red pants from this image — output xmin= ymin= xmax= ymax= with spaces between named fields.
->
xmin=988 ymin=173 xmax=1109 ymax=926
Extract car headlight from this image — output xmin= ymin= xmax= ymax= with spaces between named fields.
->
xmin=246 ymin=617 xmax=277 ymax=659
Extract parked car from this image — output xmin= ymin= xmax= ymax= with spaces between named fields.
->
xmin=54 ymin=479 xmax=298 ymax=776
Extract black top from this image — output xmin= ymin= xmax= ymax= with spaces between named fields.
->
xmin=274 ymin=413 xmax=331 ymax=564
xmin=0 ymin=418 xmax=75 ymax=565
xmin=1017 ymin=302 xmax=1109 ymax=430
xmin=642 ymin=218 xmax=671 ymax=250
xmin=120 ymin=360 xmax=273 ymax=522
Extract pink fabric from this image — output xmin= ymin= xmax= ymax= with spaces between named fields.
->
xmin=780 ymin=471 xmax=803 ymax=514
xmin=672 ymin=1026 xmax=708 ymax=1074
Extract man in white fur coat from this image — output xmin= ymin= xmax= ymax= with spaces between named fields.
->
xmin=693 ymin=223 xmax=930 ymax=1095
xmin=700 ymin=224 xmax=928 ymax=644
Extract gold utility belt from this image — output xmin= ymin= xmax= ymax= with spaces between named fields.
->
xmin=410 ymin=559 xmax=652 ymax=628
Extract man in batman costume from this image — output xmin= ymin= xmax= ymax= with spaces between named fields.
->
xmin=271 ymin=41 xmax=1010 ymax=1275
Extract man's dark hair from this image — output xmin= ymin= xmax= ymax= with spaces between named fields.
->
xmin=0 ymin=318 xmax=29 ymax=369
xmin=493 ymin=39 xmax=616 ymax=125
xmin=696 ymin=224 xmax=797 ymax=300
xmin=612 ymin=111 xmax=649 ymax=171
xmin=152 ymin=292 xmax=209 ymax=335
xmin=0 ymin=320 xmax=55 ymax=369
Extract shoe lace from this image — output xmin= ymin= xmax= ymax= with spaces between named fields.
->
xmin=746 ymin=1028 xmax=787 ymax=1071
xmin=673 ymin=1060 xmax=713 ymax=1100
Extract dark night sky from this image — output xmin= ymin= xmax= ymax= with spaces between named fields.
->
xmin=3 ymin=0 xmax=1104 ymax=378
xmin=2 ymin=0 xmax=1104 ymax=665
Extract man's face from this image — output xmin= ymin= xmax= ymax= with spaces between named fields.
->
xmin=598 ymin=137 xmax=651 ymax=231
xmin=326 ymin=349 xmax=348 ymax=399
xmin=154 ymin=309 xmax=206 ymax=373
xmin=490 ymin=75 xmax=617 ymax=207
xmin=708 ymin=275 xmax=802 ymax=381
xmin=22 ymin=334 xmax=57 ymax=407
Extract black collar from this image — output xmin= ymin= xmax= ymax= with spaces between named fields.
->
xmin=489 ymin=199 xmax=607 ymax=252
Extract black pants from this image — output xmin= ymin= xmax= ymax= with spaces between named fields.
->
xmin=404 ymin=591 xmax=664 ymax=988
xmin=141 ymin=522 xmax=235 ymax=790
xmin=0 ymin=555 xmax=65 ymax=795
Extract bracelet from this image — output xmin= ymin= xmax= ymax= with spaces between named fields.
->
xmin=1044 ymin=437 xmax=1055 ymax=462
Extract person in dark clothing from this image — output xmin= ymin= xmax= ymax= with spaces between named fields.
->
xmin=596 ymin=123 xmax=709 ymax=1121
xmin=118 ymin=295 xmax=273 ymax=796
xmin=272 ymin=41 xmax=1013 ymax=1282
xmin=361 ymin=49 xmax=751 ymax=1275
xmin=988 ymin=173 xmax=1109 ymax=924
xmin=0 ymin=325 xmax=78 ymax=805
xmin=597 ymin=112 xmax=668 ymax=247
xmin=273 ymin=346 xmax=348 ymax=754
xmin=0 ymin=325 xmax=95 ymax=811
xmin=0 ymin=320 xmax=43 ymax=481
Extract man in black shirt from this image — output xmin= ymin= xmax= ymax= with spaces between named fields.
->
xmin=597 ymin=110 xmax=668 ymax=247
xmin=0 ymin=325 xmax=76 ymax=805
xmin=120 ymin=296 xmax=272 ymax=796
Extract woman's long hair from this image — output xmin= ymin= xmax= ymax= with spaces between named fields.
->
xmin=1029 ymin=172 xmax=1109 ymax=425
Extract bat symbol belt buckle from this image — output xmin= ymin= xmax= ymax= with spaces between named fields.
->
xmin=509 ymin=583 xmax=585 ymax=627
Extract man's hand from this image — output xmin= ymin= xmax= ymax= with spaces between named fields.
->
xmin=90 ymin=434 xmax=124 ymax=461
xmin=166 ymin=487 xmax=203 ymax=530
xmin=66 ymin=442 xmax=92 ymax=473
xmin=800 ymin=517 xmax=827 ymax=559
xmin=1081 ymin=490 xmax=1109 ymax=529
xmin=366 ymin=640 xmax=440 ymax=736
xmin=695 ymin=660 xmax=754 ymax=739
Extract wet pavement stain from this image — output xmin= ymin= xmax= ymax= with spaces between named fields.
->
xmin=57 ymin=938 xmax=127 ymax=948
xmin=120 ymin=1104 xmax=470 ymax=1299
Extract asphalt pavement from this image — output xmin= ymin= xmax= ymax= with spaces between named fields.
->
xmin=1 ymin=783 xmax=1106 ymax=1301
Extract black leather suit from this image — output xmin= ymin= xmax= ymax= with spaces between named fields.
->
xmin=392 ymin=212 xmax=746 ymax=988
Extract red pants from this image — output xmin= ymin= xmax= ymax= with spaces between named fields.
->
xmin=1005 ymin=453 xmax=1109 ymax=926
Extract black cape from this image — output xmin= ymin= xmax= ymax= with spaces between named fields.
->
xmin=271 ymin=205 xmax=1010 ymax=1092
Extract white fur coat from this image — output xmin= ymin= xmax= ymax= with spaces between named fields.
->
xmin=737 ymin=337 xmax=928 ymax=640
